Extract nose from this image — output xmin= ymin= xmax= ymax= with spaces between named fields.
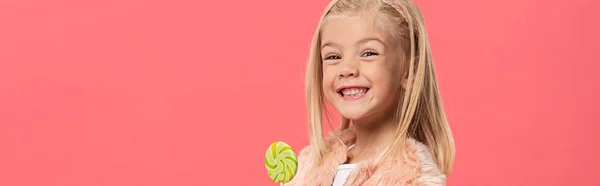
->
xmin=338 ymin=64 xmax=359 ymax=78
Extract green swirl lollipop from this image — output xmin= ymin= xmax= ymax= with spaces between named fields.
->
xmin=265 ymin=141 xmax=298 ymax=185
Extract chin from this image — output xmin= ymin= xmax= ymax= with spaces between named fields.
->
xmin=339 ymin=109 xmax=368 ymax=121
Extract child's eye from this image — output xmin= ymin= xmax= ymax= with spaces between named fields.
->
xmin=362 ymin=51 xmax=379 ymax=57
xmin=324 ymin=54 xmax=341 ymax=60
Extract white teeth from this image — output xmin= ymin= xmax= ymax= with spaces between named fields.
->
xmin=341 ymin=88 xmax=368 ymax=97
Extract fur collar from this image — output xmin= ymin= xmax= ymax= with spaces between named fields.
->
xmin=287 ymin=127 xmax=446 ymax=186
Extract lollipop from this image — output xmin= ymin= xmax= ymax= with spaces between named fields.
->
xmin=265 ymin=141 xmax=298 ymax=185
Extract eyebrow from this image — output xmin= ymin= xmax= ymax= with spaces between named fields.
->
xmin=320 ymin=41 xmax=341 ymax=50
xmin=321 ymin=37 xmax=387 ymax=49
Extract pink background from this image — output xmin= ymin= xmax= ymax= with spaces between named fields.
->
xmin=1 ymin=0 xmax=599 ymax=185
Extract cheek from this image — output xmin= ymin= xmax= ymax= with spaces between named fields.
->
xmin=321 ymin=66 xmax=337 ymax=93
xmin=368 ymin=64 xmax=399 ymax=96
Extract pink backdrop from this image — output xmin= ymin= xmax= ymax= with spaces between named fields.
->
xmin=1 ymin=0 xmax=599 ymax=185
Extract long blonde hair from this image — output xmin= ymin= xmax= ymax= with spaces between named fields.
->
xmin=305 ymin=0 xmax=455 ymax=175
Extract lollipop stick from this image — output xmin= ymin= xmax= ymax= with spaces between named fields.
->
xmin=280 ymin=183 xmax=284 ymax=186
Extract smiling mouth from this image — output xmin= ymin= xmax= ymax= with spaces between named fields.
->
xmin=338 ymin=87 xmax=370 ymax=98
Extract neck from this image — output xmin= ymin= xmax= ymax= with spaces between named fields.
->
xmin=348 ymin=112 xmax=397 ymax=163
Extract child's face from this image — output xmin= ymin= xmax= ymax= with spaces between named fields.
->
xmin=320 ymin=14 xmax=403 ymax=122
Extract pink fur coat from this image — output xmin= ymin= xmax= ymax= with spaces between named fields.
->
xmin=286 ymin=127 xmax=446 ymax=186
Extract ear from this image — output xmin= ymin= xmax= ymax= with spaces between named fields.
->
xmin=401 ymin=76 xmax=409 ymax=90
xmin=401 ymin=56 xmax=419 ymax=90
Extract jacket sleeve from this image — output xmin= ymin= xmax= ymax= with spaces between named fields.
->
xmin=413 ymin=142 xmax=447 ymax=186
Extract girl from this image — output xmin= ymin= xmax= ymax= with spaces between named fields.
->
xmin=288 ymin=0 xmax=455 ymax=185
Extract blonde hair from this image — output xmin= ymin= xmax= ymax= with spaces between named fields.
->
xmin=305 ymin=0 xmax=455 ymax=175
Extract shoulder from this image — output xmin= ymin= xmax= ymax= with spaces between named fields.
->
xmin=371 ymin=139 xmax=446 ymax=185
xmin=287 ymin=130 xmax=355 ymax=186
xmin=406 ymin=138 xmax=447 ymax=186
xmin=295 ymin=144 xmax=316 ymax=168
xmin=286 ymin=144 xmax=331 ymax=186
xmin=291 ymin=129 xmax=353 ymax=172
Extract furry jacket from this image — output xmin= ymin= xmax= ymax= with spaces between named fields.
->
xmin=286 ymin=127 xmax=446 ymax=186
